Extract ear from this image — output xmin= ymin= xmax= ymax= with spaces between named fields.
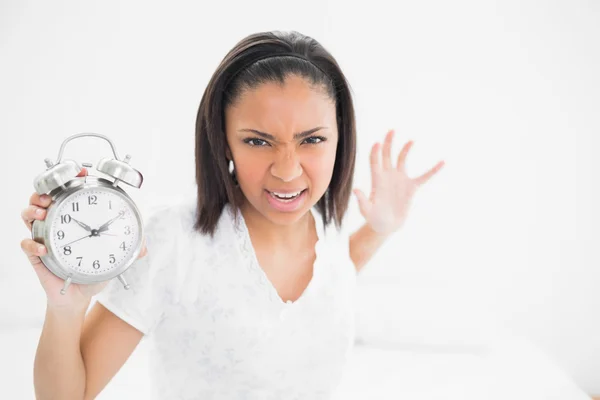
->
xmin=225 ymin=146 xmax=232 ymax=161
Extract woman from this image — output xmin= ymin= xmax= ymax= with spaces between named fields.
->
xmin=21 ymin=30 xmax=444 ymax=399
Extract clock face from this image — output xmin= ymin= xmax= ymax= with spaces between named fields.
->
xmin=49 ymin=187 xmax=141 ymax=275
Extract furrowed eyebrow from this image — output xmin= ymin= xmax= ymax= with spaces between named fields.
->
xmin=238 ymin=127 xmax=327 ymax=141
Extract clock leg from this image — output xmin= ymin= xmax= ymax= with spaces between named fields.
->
xmin=60 ymin=276 xmax=73 ymax=295
xmin=118 ymin=274 xmax=130 ymax=290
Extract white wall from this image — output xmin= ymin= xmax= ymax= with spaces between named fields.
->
xmin=1 ymin=0 xmax=598 ymax=395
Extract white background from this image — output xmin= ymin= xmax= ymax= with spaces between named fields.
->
xmin=1 ymin=0 xmax=599 ymax=396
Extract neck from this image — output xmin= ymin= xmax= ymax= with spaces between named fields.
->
xmin=239 ymin=201 xmax=315 ymax=251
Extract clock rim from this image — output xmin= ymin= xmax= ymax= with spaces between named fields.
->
xmin=32 ymin=176 xmax=145 ymax=285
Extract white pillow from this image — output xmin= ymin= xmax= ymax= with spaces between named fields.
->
xmin=353 ymin=278 xmax=498 ymax=352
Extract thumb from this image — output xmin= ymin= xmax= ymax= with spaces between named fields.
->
xmin=76 ymin=167 xmax=88 ymax=178
xmin=353 ymin=188 xmax=372 ymax=219
xmin=138 ymin=237 xmax=147 ymax=259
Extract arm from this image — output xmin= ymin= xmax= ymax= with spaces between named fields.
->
xmin=349 ymin=223 xmax=389 ymax=273
xmin=34 ymin=301 xmax=144 ymax=400
xmin=34 ymin=302 xmax=90 ymax=399
xmin=80 ymin=302 xmax=145 ymax=400
xmin=350 ymin=129 xmax=444 ymax=273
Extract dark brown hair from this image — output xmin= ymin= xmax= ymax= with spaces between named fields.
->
xmin=194 ymin=30 xmax=357 ymax=236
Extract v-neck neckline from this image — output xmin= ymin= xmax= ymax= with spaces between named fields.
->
xmin=229 ymin=204 xmax=324 ymax=308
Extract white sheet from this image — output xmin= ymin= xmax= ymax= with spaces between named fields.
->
xmin=0 ymin=326 xmax=590 ymax=399
xmin=333 ymin=335 xmax=591 ymax=400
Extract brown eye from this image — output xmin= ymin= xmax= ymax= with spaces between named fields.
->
xmin=303 ymin=136 xmax=326 ymax=145
xmin=244 ymin=138 xmax=269 ymax=147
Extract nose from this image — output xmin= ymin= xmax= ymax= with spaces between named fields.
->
xmin=270 ymin=149 xmax=302 ymax=182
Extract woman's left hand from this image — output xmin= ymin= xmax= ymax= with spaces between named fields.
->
xmin=353 ymin=129 xmax=445 ymax=236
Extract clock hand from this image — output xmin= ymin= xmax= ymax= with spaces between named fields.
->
xmin=59 ymin=231 xmax=116 ymax=249
xmin=97 ymin=210 xmax=125 ymax=233
xmin=60 ymin=233 xmax=93 ymax=248
xmin=70 ymin=217 xmax=93 ymax=232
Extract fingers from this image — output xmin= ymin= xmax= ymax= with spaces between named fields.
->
xmin=76 ymin=167 xmax=88 ymax=177
xmin=28 ymin=168 xmax=86 ymax=207
xmin=24 ymin=168 xmax=87 ymax=231
xmin=22 ymin=204 xmax=48 ymax=231
xmin=370 ymin=142 xmax=382 ymax=187
xmin=138 ymin=237 xmax=147 ymax=259
xmin=382 ymin=129 xmax=394 ymax=169
xmin=138 ymin=245 xmax=147 ymax=259
xmin=27 ymin=188 xmax=52 ymax=232
xmin=29 ymin=192 xmax=52 ymax=208
xmin=20 ymin=239 xmax=47 ymax=265
xmin=396 ymin=140 xmax=414 ymax=172
xmin=415 ymin=160 xmax=445 ymax=186
xmin=353 ymin=188 xmax=372 ymax=218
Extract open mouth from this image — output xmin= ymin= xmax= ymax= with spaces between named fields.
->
xmin=267 ymin=189 xmax=306 ymax=202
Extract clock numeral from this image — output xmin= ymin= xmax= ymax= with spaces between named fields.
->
xmin=57 ymin=230 xmax=65 ymax=240
xmin=88 ymin=195 xmax=98 ymax=205
xmin=93 ymin=260 xmax=100 ymax=270
xmin=72 ymin=202 xmax=80 ymax=212
xmin=61 ymin=214 xmax=71 ymax=224
xmin=109 ymin=254 xmax=116 ymax=264
xmin=109 ymin=200 xmax=112 ymax=210
xmin=120 ymin=241 xmax=127 ymax=251
xmin=76 ymin=257 xmax=83 ymax=267
xmin=124 ymin=226 xmax=131 ymax=235
xmin=119 ymin=211 xmax=126 ymax=219
xmin=63 ymin=246 xmax=72 ymax=256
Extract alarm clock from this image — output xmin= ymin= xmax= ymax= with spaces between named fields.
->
xmin=32 ymin=133 xmax=145 ymax=295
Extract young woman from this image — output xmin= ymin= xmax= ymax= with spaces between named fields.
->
xmin=21 ymin=30 xmax=444 ymax=399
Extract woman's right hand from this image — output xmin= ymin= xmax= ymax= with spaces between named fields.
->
xmin=20 ymin=168 xmax=148 ymax=310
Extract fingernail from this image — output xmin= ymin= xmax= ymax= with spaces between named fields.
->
xmin=36 ymin=208 xmax=44 ymax=215
xmin=38 ymin=245 xmax=46 ymax=254
xmin=40 ymin=194 xmax=50 ymax=202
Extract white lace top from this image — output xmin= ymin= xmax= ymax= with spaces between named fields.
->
xmin=93 ymin=198 xmax=358 ymax=399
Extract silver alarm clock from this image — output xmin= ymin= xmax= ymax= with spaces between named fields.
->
xmin=32 ymin=133 xmax=145 ymax=295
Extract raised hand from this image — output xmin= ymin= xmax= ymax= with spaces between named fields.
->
xmin=353 ymin=129 xmax=445 ymax=236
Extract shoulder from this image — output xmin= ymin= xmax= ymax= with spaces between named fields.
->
xmin=142 ymin=197 xmax=201 ymax=240
xmin=312 ymin=207 xmax=352 ymax=264
xmin=313 ymin=208 xmax=358 ymax=278
xmin=144 ymin=199 xmax=240 ymax=250
xmin=145 ymin=199 xmax=239 ymax=256
xmin=137 ymin=199 xmax=197 ymax=274
xmin=144 ymin=198 xmax=191 ymax=228
xmin=313 ymin=207 xmax=349 ymax=245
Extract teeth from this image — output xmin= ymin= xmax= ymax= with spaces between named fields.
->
xmin=271 ymin=190 xmax=302 ymax=199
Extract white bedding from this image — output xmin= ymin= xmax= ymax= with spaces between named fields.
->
xmin=0 ymin=326 xmax=590 ymax=399
xmin=333 ymin=336 xmax=591 ymax=400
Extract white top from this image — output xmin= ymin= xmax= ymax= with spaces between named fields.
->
xmin=94 ymin=198 xmax=358 ymax=399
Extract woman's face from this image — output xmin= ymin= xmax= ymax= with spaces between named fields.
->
xmin=225 ymin=74 xmax=338 ymax=226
